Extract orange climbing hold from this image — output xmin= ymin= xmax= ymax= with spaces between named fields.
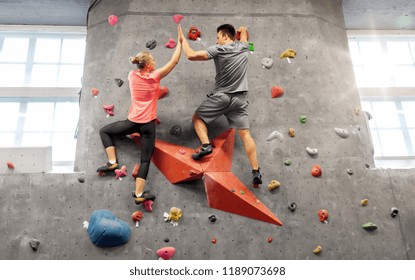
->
xmin=131 ymin=211 xmax=143 ymax=227
xmin=7 ymin=162 xmax=15 ymax=169
xmin=91 ymin=88 xmax=99 ymax=97
xmin=271 ymin=86 xmax=284 ymax=98
xmin=188 ymin=26 xmax=201 ymax=41
xmin=317 ymin=209 xmax=329 ymax=223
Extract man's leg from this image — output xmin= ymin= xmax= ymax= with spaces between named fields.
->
xmin=238 ymin=129 xmax=262 ymax=186
xmin=191 ymin=113 xmax=212 ymax=160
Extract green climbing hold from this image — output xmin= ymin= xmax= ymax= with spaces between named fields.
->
xmin=284 ymin=159 xmax=292 ymax=166
xmin=300 ymin=115 xmax=307 ymax=124
xmin=249 ymin=42 xmax=254 ymax=52
xmin=362 ymin=222 xmax=378 ymax=231
xmin=240 ymin=190 xmax=245 ymax=195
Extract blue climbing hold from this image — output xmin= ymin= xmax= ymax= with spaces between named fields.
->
xmin=87 ymin=209 xmax=131 ymax=248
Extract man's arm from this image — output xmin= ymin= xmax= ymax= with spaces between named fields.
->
xmin=179 ymin=25 xmax=209 ymax=61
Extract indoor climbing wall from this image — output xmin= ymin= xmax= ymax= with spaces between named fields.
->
xmin=1 ymin=0 xmax=415 ymax=260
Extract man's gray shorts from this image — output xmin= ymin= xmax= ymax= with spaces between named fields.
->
xmin=195 ymin=91 xmax=249 ymax=129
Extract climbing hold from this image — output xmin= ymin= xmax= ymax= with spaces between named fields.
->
xmin=115 ymin=165 xmax=127 ymax=180
xmin=360 ymin=199 xmax=369 ymax=206
xmin=143 ymin=200 xmax=154 ymax=212
xmin=78 ymin=177 xmax=85 ymax=183
xmin=235 ymin=30 xmax=249 ymax=41
xmin=208 ymin=215 xmax=217 ymax=223
xmin=29 ymin=239 xmax=40 ymax=251
xmin=91 ymin=88 xmax=99 ymax=97
xmin=299 ymin=115 xmax=307 ymax=124
xmin=313 ymin=245 xmax=322 ymax=254
xmin=240 ymin=190 xmax=245 ymax=195
xmin=157 ymin=247 xmax=176 ymax=260
xmin=279 ymin=48 xmax=296 ymax=59
xmin=284 ymin=159 xmax=292 ymax=166
xmin=169 ymin=125 xmax=182 ymax=136
xmin=131 ymin=211 xmax=143 ymax=228
xmin=103 ymin=104 xmax=115 ymax=117
xmin=354 ymin=107 xmax=361 ymax=116
xmin=164 ymin=207 xmax=182 ymax=226
xmin=114 ymin=78 xmax=124 ymax=87
xmin=132 ymin=163 xmax=139 ymax=179
xmin=165 ymin=38 xmax=177 ymax=48
xmin=334 ymin=127 xmax=349 ymax=138
xmin=311 ymin=164 xmax=322 ymax=177
xmin=164 ymin=238 xmax=170 ymax=243
xmin=266 ymin=130 xmax=283 ymax=142
xmin=155 ymin=118 xmax=161 ymax=124
xmin=172 ymin=14 xmax=184 ymax=24
xmin=390 ymin=207 xmax=399 ymax=218
xmin=267 ymin=180 xmax=281 ymax=191
xmin=108 ymin=15 xmax=118 ymax=26
xmin=267 ymin=237 xmax=273 ymax=243
xmin=158 ymin=86 xmax=169 ymax=99
xmin=249 ymin=42 xmax=254 ymax=52
xmin=87 ymin=209 xmax=131 ymax=247
xmin=146 ymin=39 xmax=157 ymax=50
xmin=211 ymin=238 xmax=217 ymax=244
xmin=306 ymin=147 xmax=318 ymax=156
xmin=362 ymin=222 xmax=378 ymax=231
xmin=288 ymin=128 xmax=295 ymax=138
xmin=6 ymin=161 xmax=14 ymax=169
xmin=178 ymin=148 xmax=185 ymax=155
xmin=261 ymin=57 xmax=273 ymax=69
xmin=346 ymin=168 xmax=354 ymax=175
xmin=288 ymin=202 xmax=297 ymax=212
xmin=317 ymin=209 xmax=329 ymax=223
xmin=271 ymin=86 xmax=284 ymax=98
xmin=188 ymin=26 xmax=201 ymax=41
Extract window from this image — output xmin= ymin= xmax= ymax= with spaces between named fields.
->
xmin=348 ymin=31 xmax=415 ymax=168
xmin=0 ymin=26 xmax=85 ymax=172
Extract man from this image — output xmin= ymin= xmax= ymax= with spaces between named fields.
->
xmin=179 ymin=24 xmax=262 ymax=187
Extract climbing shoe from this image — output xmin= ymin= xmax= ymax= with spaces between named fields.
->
xmin=191 ymin=144 xmax=212 ymax=160
xmin=97 ymin=162 xmax=118 ymax=172
xmin=252 ymin=168 xmax=263 ymax=187
xmin=132 ymin=190 xmax=156 ymax=205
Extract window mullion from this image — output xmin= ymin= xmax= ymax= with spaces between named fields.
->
xmin=25 ymin=37 xmax=36 ymax=86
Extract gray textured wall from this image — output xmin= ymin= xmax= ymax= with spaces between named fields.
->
xmin=1 ymin=0 xmax=414 ymax=260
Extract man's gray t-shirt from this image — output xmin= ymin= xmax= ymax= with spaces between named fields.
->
xmin=205 ymin=41 xmax=249 ymax=94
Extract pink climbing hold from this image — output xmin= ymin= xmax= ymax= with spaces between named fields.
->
xmin=172 ymin=14 xmax=184 ymax=24
xmin=108 ymin=15 xmax=118 ymax=26
xmin=115 ymin=165 xmax=127 ymax=179
xmin=271 ymin=86 xmax=284 ymax=98
xmin=7 ymin=162 xmax=15 ymax=170
xmin=103 ymin=104 xmax=115 ymax=116
xmin=157 ymin=246 xmax=176 ymax=260
xmin=143 ymin=200 xmax=154 ymax=212
xmin=165 ymin=38 xmax=177 ymax=49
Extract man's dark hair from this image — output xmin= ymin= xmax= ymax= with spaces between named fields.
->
xmin=217 ymin=24 xmax=235 ymax=40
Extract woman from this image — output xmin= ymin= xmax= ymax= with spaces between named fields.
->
xmin=98 ymin=25 xmax=183 ymax=205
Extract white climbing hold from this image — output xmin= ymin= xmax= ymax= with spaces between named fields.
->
xmin=334 ymin=127 xmax=349 ymax=138
xmin=306 ymin=147 xmax=318 ymax=156
xmin=83 ymin=221 xmax=89 ymax=229
xmin=261 ymin=57 xmax=273 ymax=69
xmin=266 ymin=130 xmax=283 ymax=142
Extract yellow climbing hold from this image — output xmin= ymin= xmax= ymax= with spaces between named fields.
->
xmin=279 ymin=48 xmax=296 ymax=59
xmin=268 ymin=180 xmax=281 ymax=191
xmin=313 ymin=245 xmax=322 ymax=254
xmin=360 ymin=199 xmax=369 ymax=206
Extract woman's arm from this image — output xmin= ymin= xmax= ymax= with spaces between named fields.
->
xmin=156 ymin=25 xmax=183 ymax=79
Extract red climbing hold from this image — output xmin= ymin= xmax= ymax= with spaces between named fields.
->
xmin=165 ymin=38 xmax=177 ymax=48
xmin=236 ymin=30 xmax=249 ymax=41
xmin=155 ymin=118 xmax=161 ymax=124
xmin=172 ymin=14 xmax=184 ymax=24
xmin=157 ymin=247 xmax=176 ymax=260
xmin=103 ymin=104 xmax=114 ymax=116
xmin=132 ymin=211 xmax=143 ymax=227
xmin=91 ymin=88 xmax=99 ymax=97
xmin=271 ymin=86 xmax=284 ymax=98
xmin=188 ymin=26 xmax=201 ymax=41
xmin=158 ymin=86 xmax=169 ymax=99
xmin=108 ymin=15 xmax=118 ymax=26
xmin=132 ymin=163 xmax=140 ymax=179
xmin=115 ymin=165 xmax=127 ymax=179
xmin=311 ymin=164 xmax=322 ymax=177
xmin=7 ymin=162 xmax=15 ymax=169
xmin=211 ymin=238 xmax=217 ymax=244
xmin=267 ymin=236 xmax=273 ymax=243
xmin=317 ymin=209 xmax=329 ymax=222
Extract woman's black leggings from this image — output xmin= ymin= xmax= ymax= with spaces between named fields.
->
xmin=99 ymin=119 xmax=156 ymax=180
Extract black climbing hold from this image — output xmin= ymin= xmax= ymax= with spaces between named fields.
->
xmin=78 ymin=177 xmax=85 ymax=183
xmin=390 ymin=207 xmax=399 ymax=218
xmin=164 ymin=238 xmax=170 ymax=243
xmin=146 ymin=39 xmax=157 ymax=50
xmin=169 ymin=125 xmax=182 ymax=136
xmin=29 ymin=239 xmax=40 ymax=251
xmin=208 ymin=215 xmax=217 ymax=223
xmin=114 ymin=78 xmax=124 ymax=87
xmin=288 ymin=202 xmax=297 ymax=212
